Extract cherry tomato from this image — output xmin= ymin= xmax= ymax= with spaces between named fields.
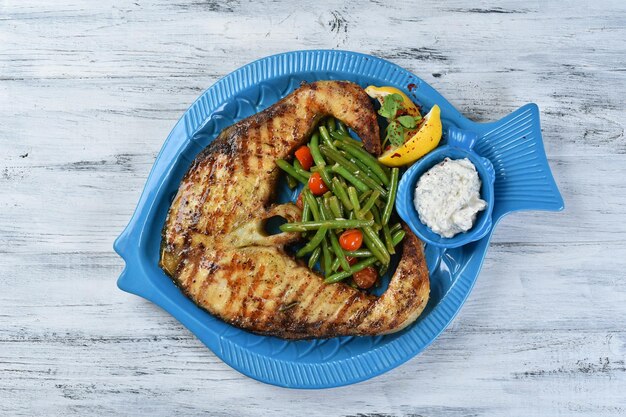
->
xmin=295 ymin=192 xmax=304 ymax=209
xmin=308 ymin=172 xmax=329 ymax=196
xmin=339 ymin=229 xmax=363 ymax=251
xmin=353 ymin=266 xmax=378 ymax=289
xmin=295 ymin=146 xmax=314 ymax=171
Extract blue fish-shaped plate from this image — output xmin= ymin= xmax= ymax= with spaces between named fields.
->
xmin=114 ymin=50 xmax=564 ymax=389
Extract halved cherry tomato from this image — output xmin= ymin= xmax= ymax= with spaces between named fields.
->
xmin=353 ymin=266 xmax=377 ymax=289
xmin=308 ymin=172 xmax=329 ymax=196
xmin=295 ymin=146 xmax=314 ymax=171
xmin=295 ymin=192 xmax=304 ymax=209
xmin=339 ymin=229 xmax=363 ymax=251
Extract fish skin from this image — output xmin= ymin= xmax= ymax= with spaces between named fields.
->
xmin=160 ymin=81 xmax=430 ymax=339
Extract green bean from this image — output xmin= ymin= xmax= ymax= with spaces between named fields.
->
xmin=346 ymin=154 xmax=384 ymax=185
xmin=358 ymin=190 xmax=372 ymax=204
xmin=296 ymin=227 xmax=328 ymax=257
xmin=332 ymin=178 xmax=353 ymax=211
xmin=319 ymin=196 xmax=334 ymax=224
xmin=319 ymin=198 xmax=351 ymax=272
xmin=316 ymin=166 xmax=335 ymax=194
xmin=382 ymin=222 xmax=395 ymax=255
xmin=319 ymin=144 xmax=361 ymax=173
xmin=317 ymin=196 xmax=327 ymax=214
xmin=331 ymin=256 xmax=341 ymax=272
xmin=286 ymin=174 xmax=298 ymax=189
xmin=308 ymin=247 xmax=321 ymax=269
xmin=302 ymin=188 xmax=321 ymax=221
xmin=324 ymin=257 xmax=378 ymax=284
xmin=321 ymin=238 xmax=332 ymax=274
xmin=370 ymin=204 xmax=382 ymax=230
xmin=357 ymin=172 xmax=387 ymax=197
xmin=362 ymin=226 xmax=390 ymax=265
xmin=329 ymin=232 xmax=350 ymax=272
xmin=345 ymin=249 xmax=373 ymax=257
xmin=301 ymin=194 xmax=311 ymax=221
xmin=328 ymin=196 xmax=344 ymax=218
xmin=392 ymin=230 xmax=406 ymax=246
xmin=309 ymin=132 xmax=326 ymax=167
xmin=360 ymin=190 xmax=381 ymax=217
xmin=333 ymin=141 xmax=390 ymax=186
xmin=390 ymin=222 xmax=402 ymax=234
xmin=293 ymin=160 xmax=311 ymax=179
xmin=336 ymin=120 xmax=348 ymax=134
xmin=378 ymin=262 xmax=388 ymax=277
xmin=276 ymin=159 xmax=308 ymax=184
xmin=301 ymin=193 xmax=311 ymax=237
xmin=326 ymin=117 xmax=335 ymax=132
xmin=317 ymin=204 xmax=335 ymax=276
xmin=320 ymin=145 xmax=387 ymax=197
xmin=322 ymin=193 xmax=331 ymax=215
xmin=318 ymin=126 xmax=335 ymax=149
xmin=280 ymin=219 xmax=374 ymax=233
xmin=346 ymin=187 xmax=389 ymax=264
xmin=331 ymin=164 xmax=369 ymax=193
xmin=347 ymin=186 xmax=361 ymax=213
xmin=329 ymin=130 xmax=364 ymax=148
xmin=382 ymin=168 xmax=399 ymax=225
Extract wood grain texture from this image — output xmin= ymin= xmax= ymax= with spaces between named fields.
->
xmin=1 ymin=0 xmax=625 ymax=415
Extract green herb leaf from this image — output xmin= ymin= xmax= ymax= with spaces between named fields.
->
xmin=386 ymin=121 xmax=405 ymax=148
xmin=396 ymin=115 xmax=418 ymax=129
xmin=378 ymin=93 xmax=404 ymax=119
xmin=375 ymin=92 xmax=423 ymax=148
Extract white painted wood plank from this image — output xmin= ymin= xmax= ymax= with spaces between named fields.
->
xmin=1 ymin=0 xmax=625 ymax=415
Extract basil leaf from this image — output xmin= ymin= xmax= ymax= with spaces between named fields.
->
xmin=386 ymin=121 xmax=405 ymax=148
xmin=374 ymin=92 xmax=425 ymax=149
xmin=396 ymin=115 xmax=417 ymax=129
xmin=378 ymin=93 xmax=404 ymax=119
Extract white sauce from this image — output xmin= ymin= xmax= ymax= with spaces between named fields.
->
xmin=414 ymin=158 xmax=487 ymax=238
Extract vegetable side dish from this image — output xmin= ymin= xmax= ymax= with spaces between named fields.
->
xmin=276 ymin=118 xmax=402 ymax=289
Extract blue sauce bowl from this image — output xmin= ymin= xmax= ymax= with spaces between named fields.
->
xmin=396 ymin=126 xmax=496 ymax=248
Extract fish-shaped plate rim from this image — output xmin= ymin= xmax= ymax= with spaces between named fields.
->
xmin=114 ymin=50 xmax=564 ymax=389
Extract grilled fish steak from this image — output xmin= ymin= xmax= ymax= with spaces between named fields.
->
xmin=160 ymin=81 xmax=430 ymax=339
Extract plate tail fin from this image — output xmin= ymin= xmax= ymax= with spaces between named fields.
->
xmin=473 ymin=103 xmax=564 ymax=219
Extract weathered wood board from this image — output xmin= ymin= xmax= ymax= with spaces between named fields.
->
xmin=1 ymin=0 xmax=625 ymax=415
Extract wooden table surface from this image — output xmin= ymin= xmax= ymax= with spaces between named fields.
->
xmin=2 ymin=1 xmax=625 ymax=415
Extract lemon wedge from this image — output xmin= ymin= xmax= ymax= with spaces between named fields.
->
xmin=377 ymin=104 xmax=442 ymax=167
xmin=365 ymin=86 xmax=421 ymax=118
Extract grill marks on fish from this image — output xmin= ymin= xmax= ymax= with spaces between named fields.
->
xmin=160 ymin=81 xmax=429 ymax=339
